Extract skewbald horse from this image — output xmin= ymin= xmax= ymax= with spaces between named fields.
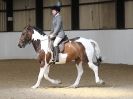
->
xmin=18 ymin=25 xmax=104 ymax=88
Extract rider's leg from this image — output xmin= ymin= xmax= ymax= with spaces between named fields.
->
xmin=53 ymin=37 xmax=62 ymax=62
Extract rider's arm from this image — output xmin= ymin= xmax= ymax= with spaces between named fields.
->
xmin=52 ymin=16 xmax=61 ymax=37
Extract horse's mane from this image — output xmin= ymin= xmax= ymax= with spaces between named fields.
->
xmin=33 ymin=26 xmax=46 ymax=36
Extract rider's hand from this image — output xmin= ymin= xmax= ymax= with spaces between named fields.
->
xmin=49 ymin=34 xmax=55 ymax=40
xmin=50 ymin=34 xmax=54 ymax=38
xmin=49 ymin=32 xmax=53 ymax=35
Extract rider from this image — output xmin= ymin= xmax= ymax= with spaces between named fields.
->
xmin=49 ymin=5 xmax=65 ymax=63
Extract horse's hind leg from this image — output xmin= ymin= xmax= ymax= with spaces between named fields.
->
xmin=88 ymin=61 xmax=104 ymax=85
xmin=69 ymin=61 xmax=83 ymax=88
xmin=86 ymin=47 xmax=104 ymax=85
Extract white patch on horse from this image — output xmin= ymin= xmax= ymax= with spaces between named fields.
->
xmin=41 ymin=37 xmax=49 ymax=54
xmin=76 ymin=38 xmax=94 ymax=59
xmin=32 ymin=30 xmax=46 ymax=41
xmin=55 ymin=53 xmax=67 ymax=64
xmin=32 ymin=29 xmax=49 ymax=54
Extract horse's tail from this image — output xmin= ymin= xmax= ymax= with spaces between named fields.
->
xmin=90 ymin=40 xmax=102 ymax=66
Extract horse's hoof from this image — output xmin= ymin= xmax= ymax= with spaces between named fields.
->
xmin=96 ymin=80 xmax=105 ymax=85
xmin=53 ymin=80 xmax=62 ymax=85
xmin=68 ymin=84 xmax=78 ymax=88
xmin=31 ymin=85 xmax=39 ymax=89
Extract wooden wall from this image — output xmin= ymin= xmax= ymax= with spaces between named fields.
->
xmin=0 ymin=0 xmax=133 ymax=31
xmin=125 ymin=0 xmax=133 ymax=28
xmin=0 ymin=0 xmax=6 ymax=31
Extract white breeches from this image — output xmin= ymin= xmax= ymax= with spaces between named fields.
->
xmin=53 ymin=37 xmax=62 ymax=47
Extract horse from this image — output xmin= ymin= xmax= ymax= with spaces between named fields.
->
xmin=18 ymin=25 xmax=105 ymax=88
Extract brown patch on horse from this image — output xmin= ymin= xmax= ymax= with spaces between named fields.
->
xmin=73 ymin=42 xmax=88 ymax=64
xmin=32 ymin=40 xmax=41 ymax=52
xmin=76 ymin=42 xmax=88 ymax=63
xmin=63 ymin=42 xmax=78 ymax=62
xmin=46 ymin=52 xmax=52 ymax=63
xmin=63 ymin=41 xmax=88 ymax=63
xmin=37 ymin=50 xmax=51 ymax=67
xmin=38 ymin=50 xmax=45 ymax=67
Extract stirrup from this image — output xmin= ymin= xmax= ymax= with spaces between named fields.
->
xmin=49 ymin=61 xmax=55 ymax=65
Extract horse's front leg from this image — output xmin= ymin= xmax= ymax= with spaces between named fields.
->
xmin=32 ymin=66 xmax=45 ymax=89
xmin=43 ymin=64 xmax=61 ymax=85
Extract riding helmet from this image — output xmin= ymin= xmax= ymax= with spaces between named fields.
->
xmin=51 ymin=5 xmax=61 ymax=12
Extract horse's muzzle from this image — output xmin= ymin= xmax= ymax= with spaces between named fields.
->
xmin=18 ymin=43 xmax=22 ymax=48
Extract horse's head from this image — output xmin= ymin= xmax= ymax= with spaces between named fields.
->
xmin=18 ymin=25 xmax=33 ymax=48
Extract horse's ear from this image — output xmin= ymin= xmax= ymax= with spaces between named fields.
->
xmin=27 ymin=24 xmax=32 ymax=30
xmin=28 ymin=24 xmax=31 ymax=27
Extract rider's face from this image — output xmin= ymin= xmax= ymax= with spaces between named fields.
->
xmin=52 ymin=10 xmax=57 ymax=16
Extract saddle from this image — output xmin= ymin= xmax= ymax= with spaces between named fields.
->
xmin=49 ymin=35 xmax=69 ymax=53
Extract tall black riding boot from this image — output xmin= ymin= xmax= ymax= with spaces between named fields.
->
xmin=53 ymin=46 xmax=59 ymax=62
